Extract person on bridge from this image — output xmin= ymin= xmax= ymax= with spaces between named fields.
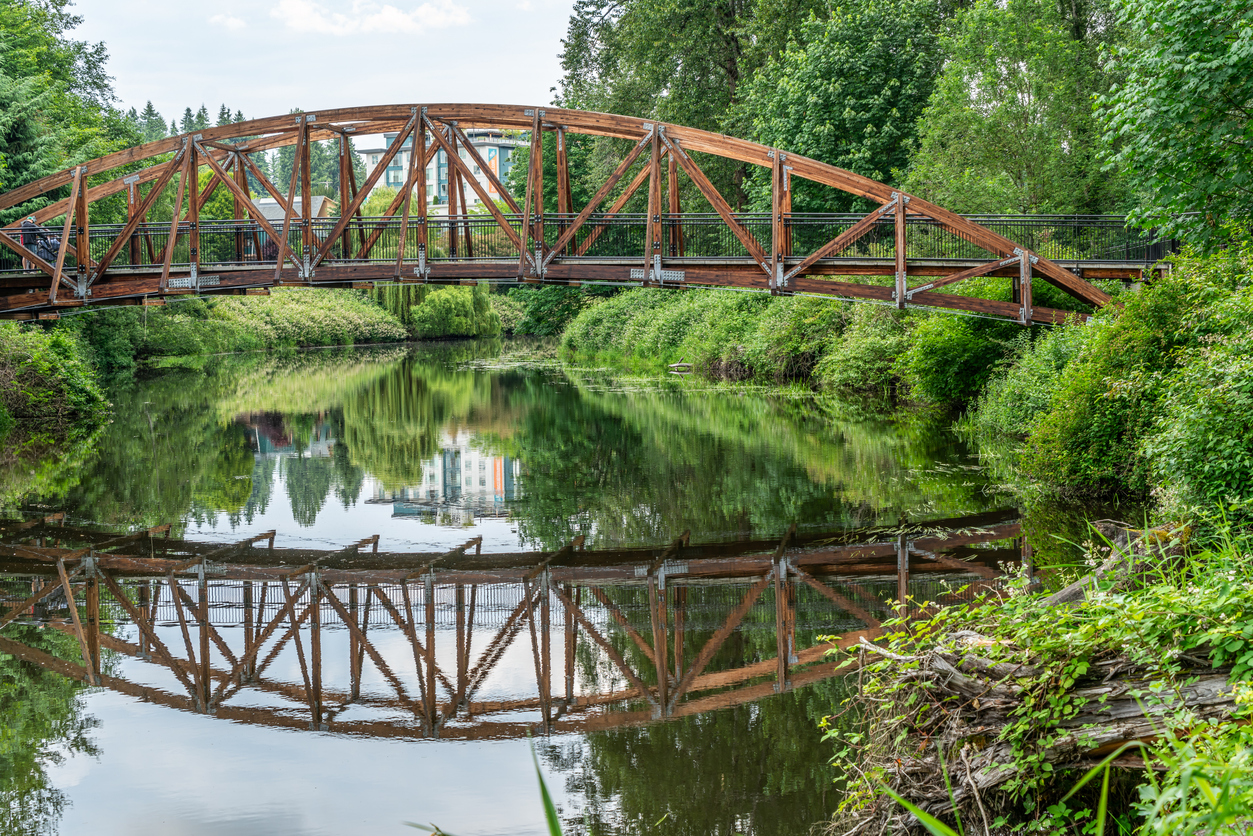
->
xmin=19 ymin=216 xmax=60 ymax=270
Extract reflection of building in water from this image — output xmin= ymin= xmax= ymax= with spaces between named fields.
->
xmin=368 ymin=430 xmax=521 ymax=524
xmin=242 ymin=413 xmax=336 ymax=458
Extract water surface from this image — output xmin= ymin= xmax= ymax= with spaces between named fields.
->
xmin=1 ymin=340 xmax=1024 ymax=836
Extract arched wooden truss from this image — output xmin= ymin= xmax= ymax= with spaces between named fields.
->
xmin=0 ymin=104 xmax=1116 ymax=323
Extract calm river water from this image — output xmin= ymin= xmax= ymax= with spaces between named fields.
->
xmin=0 ymin=339 xmax=1069 ymax=836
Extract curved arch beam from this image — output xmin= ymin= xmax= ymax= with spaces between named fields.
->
xmin=0 ymin=104 xmax=1112 ymax=321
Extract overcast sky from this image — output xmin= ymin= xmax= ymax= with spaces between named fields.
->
xmin=71 ymin=0 xmax=575 ymax=127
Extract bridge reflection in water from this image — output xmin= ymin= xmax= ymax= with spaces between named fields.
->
xmin=0 ymin=513 xmax=1027 ymax=740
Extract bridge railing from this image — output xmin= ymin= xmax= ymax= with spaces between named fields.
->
xmin=0 ymin=213 xmax=1172 ymax=276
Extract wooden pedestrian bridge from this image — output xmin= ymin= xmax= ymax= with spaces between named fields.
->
xmin=0 ymin=511 xmax=1028 ymax=740
xmin=0 ymin=104 xmax=1166 ymax=324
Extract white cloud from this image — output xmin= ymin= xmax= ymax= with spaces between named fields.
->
xmin=517 ymin=0 xmax=534 ymax=9
xmin=270 ymin=0 xmax=471 ymax=36
xmin=208 ymin=13 xmax=247 ymax=30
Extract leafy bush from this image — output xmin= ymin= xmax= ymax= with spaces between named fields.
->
xmin=894 ymin=315 xmax=1013 ymax=404
xmin=968 ymin=319 xmax=1089 ymax=436
xmin=814 ymin=305 xmax=908 ymax=393
xmin=407 ymin=284 xmax=501 ymax=339
xmin=490 ymin=291 xmax=528 ymax=335
xmin=0 ymin=324 xmax=108 ymax=431
xmin=507 ymin=286 xmax=599 ymax=336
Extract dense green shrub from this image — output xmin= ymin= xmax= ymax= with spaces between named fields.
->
xmin=506 ymin=286 xmax=600 ymax=336
xmin=407 ymin=284 xmax=501 ymax=339
xmin=813 ymin=305 xmax=908 ymax=394
xmin=0 ymin=324 xmax=108 ymax=432
xmin=490 ymin=291 xmax=528 ymax=335
xmin=894 ymin=315 xmax=1014 ymax=403
xmin=967 ymin=320 xmax=1089 ymax=436
xmin=65 ymin=289 xmax=408 ymax=370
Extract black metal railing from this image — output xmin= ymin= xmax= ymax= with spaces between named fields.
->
xmin=0 ymin=212 xmax=1173 ymax=275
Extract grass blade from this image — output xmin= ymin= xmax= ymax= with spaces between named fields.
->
xmin=878 ymin=784 xmax=962 ymax=836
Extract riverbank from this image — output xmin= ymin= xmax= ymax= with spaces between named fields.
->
xmin=557 ymin=243 xmax=1253 ymax=529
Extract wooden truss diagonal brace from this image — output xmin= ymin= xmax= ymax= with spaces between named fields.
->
xmin=906 ymin=253 xmax=1022 ymax=299
xmin=448 ymin=123 xmax=524 ymax=216
xmin=790 ymin=566 xmax=882 ymax=628
xmin=783 ymin=194 xmax=899 ymax=284
xmin=423 ymin=114 xmax=525 ymax=262
xmin=56 ymin=559 xmax=98 ymax=685
xmin=542 ymin=129 xmax=653 ymax=270
xmin=311 ymin=112 xmax=419 ymax=271
xmin=660 ymin=130 xmax=770 ymax=275
xmin=49 ymin=167 xmax=83 ymax=302
xmin=96 ymin=570 xmax=199 ymax=697
xmin=574 ymin=151 xmax=664 ymax=257
xmin=195 ymin=142 xmax=304 ymax=274
xmin=88 ymin=151 xmax=187 ymax=285
xmin=0 ymin=562 xmax=83 ymax=629
xmin=547 ymin=581 xmax=655 ymax=703
xmin=669 ymin=569 xmax=775 ymax=710
xmin=317 ymin=580 xmax=421 ymax=711
xmin=211 ymin=581 xmax=313 ymax=706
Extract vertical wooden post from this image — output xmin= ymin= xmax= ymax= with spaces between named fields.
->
xmin=415 ymin=121 xmax=429 ymax=280
xmin=1020 ymin=252 xmax=1034 ymax=325
xmin=188 ymin=142 xmax=201 ymax=278
xmin=348 ymin=584 xmax=360 ymax=700
xmin=518 ymin=109 xmax=544 ymax=277
xmin=781 ymin=167 xmax=793 ymax=257
xmin=275 ymin=121 xmax=306 ymax=282
xmin=85 ymin=573 xmax=101 ymax=681
xmin=197 ymin=569 xmax=210 ymax=710
xmin=648 ymin=573 xmax=668 ymax=711
xmin=770 ymin=151 xmax=783 ymax=290
xmin=339 ymin=135 xmax=352 ymax=260
xmin=138 ymin=579 xmax=151 ymax=658
xmin=161 ymin=149 xmax=191 ymax=291
xmin=447 ymin=131 xmax=460 ymax=259
xmin=774 ymin=552 xmax=795 ymax=691
xmin=300 ymin=120 xmax=313 ymax=276
xmin=74 ymin=165 xmax=90 ymax=287
xmin=231 ymin=155 xmax=246 ymax=262
xmin=310 ymin=575 xmax=322 ymax=728
xmin=396 ymin=124 xmax=421 ymax=278
xmin=425 ymin=575 xmax=436 ymax=731
xmin=540 ymin=570 xmax=552 ymax=727
xmin=646 ymin=128 xmax=662 ymax=282
xmin=673 ymin=586 xmax=686 ymax=681
xmin=895 ymin=195 xmax=907 ymax=309
xmin=668 ymin=152 xmax=684 ymax=257
xmin=455 ymin=584 xmax=467 ymax=700
xmin=563 ymin=584 xmax=576 ymax=705
xmin=347 ymin=154 xmax=365 ymax=254
xmin=555 ymin=127 xmax=571 ymax=251
xmin=457 ymin=170 xmax=473 ymax=259
xmin=242 ymin=581 xmax=254 ymax=680
xmin=126 ymin=174 xmax=142 ymax=266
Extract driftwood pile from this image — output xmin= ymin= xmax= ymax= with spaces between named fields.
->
xmin=843 ymin=522 xmax=1237 ymax=835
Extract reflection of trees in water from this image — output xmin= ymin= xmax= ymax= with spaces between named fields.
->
xmin=0 ymin=624 xmax=98 ymax=836
xmin=338 ymin=361 xmax=493 ymax=490
xmin=543 ymin=680 xmax=847 ymax=836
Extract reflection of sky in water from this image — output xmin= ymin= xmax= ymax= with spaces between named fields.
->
xmin=10 ymin=344 xmax=1007 ymax=835
xmin=50 ymin=689 xmax=569 ymax=836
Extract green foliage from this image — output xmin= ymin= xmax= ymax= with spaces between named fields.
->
xmin=406 ymin=284 xmax=501 ymax=340
xmin=742 ymin=0 xmax=943 ymax=212
xmin=0 ymin=323 xmax=107 ymax=431
xmin=904 ymin=0 xmax=1126 ymax=214
xmin=992 ymin=244 xmax=1253 ymax=500
xmin=894 ymin=315 xmax=1014 ymax=404
xmin=0 ymin=0 xmax=142 ymax=224
xmin=813 ymin=305 xmax=906 ymax=394
xmin=489 ymin=290 xmax=528 ymax=335
xmin=1097 ymin=0 xmax=1253 ymax=249
xmin=503 ymin=286 xmax=597 ymax=337
xmin=841 ymin=524 xmax=1253 ymax=832
xmin=65 ymin=289 xmax=407 ymax=371
xmin=967 ymin=322 xmax=1090 ymax=437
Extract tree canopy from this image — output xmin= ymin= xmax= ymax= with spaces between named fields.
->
xmin=1097 ymin=0 xmax=1253 ymax=248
